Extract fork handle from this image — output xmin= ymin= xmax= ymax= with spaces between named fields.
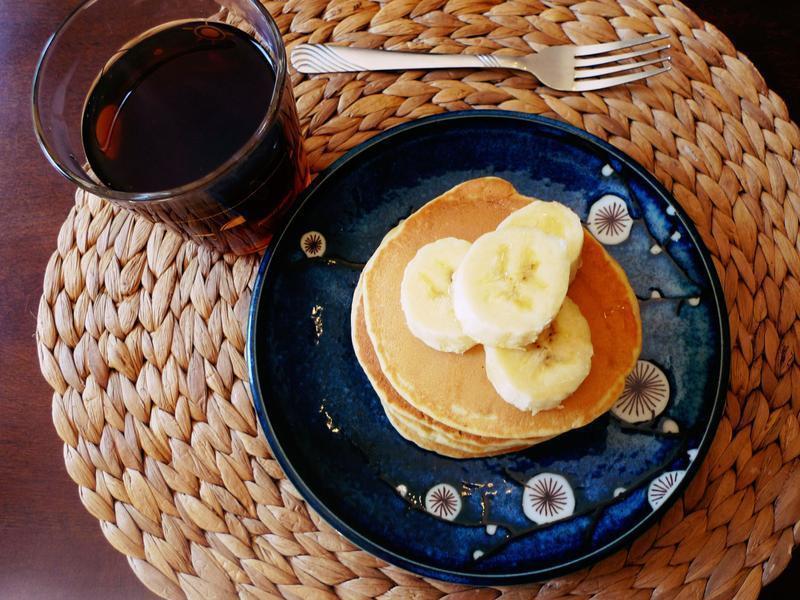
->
xmin=291 ymin=44 xmax=506 ymax=73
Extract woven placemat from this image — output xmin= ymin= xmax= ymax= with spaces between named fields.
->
xmin=36 ymin=0 xmax=800 ymax=598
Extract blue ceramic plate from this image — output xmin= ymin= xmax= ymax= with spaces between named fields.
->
xmin=248 ymin=111 xmax=729 ymax=584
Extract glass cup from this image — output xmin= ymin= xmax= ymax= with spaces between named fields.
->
xmin=33 ymin=0 xmax=309 ymax=255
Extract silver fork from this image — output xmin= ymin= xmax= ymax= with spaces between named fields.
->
xmin=292 ymin=34 xmax=671 ymax=92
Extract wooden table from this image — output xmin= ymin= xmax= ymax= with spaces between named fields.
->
xmin=1 ymin=1 xmax=797 ymax=597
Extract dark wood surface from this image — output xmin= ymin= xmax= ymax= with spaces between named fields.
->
xmin=0 ymin=1 xmax=797 ymax=597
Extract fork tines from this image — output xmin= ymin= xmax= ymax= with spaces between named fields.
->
xmin=573 ymin=33 xmax=671 ymax=91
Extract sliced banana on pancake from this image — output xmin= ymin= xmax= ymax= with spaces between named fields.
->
xmin=401 ymin=237 xmax=476 ymax=353
xmin=484 ymin=298 xmax=593 ymax=413
xmin=498 ymin=200 xmax=584 ymax=281
xmin=452 ymin=227 xmax=570 ymax=348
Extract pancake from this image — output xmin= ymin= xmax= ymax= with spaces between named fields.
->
xmin=362 ymin=177 xmax=642 ymax=439
xmin=351 ymin=275 xmax=545 ymax=457
xmin=381 ymin=395 xmax=547 ymax=452
xmin=384 ymin=403 xmax=533 ymax=458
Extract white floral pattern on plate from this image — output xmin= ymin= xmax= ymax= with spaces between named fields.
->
xmin=587 ymin=195 xmax=633 ymax=244
xmin=611 ymin=360 xmax=670 ymax=423
xmin=522 ymin=473 xmax=575 ymax=524
xmin=425 ymin=483 xmax=462 ymax=521
xmin=300 ymin=231 xmax=326 ymax=257
xmin=648 ymin=470 xmax=685 ymax=510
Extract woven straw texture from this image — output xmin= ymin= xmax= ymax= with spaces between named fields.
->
xmin=36 ymin=0 xmax=800 ymax=598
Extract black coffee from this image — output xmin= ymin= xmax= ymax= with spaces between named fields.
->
xmin=83 ymin=21 xmax=276 ymax=192
xmin=81 ymin=20 xmax=308 ymax=254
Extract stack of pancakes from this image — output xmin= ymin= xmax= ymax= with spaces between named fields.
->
xmin=351 ymin=178 xmax=642 ymax=458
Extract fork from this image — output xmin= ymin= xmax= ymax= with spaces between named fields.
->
xmin=292 ymin=34 xmax=671 ymax=92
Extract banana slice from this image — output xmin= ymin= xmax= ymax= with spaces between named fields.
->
xmin=400 ymin=238 xmax=477 ymax=353
xmin=498 ymin=200 xmax=584 ymax=281
xmin=485 ymin=298 xmax=593 ymax=413
xmin=452 ymin=227 xmax=570 ymax=348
